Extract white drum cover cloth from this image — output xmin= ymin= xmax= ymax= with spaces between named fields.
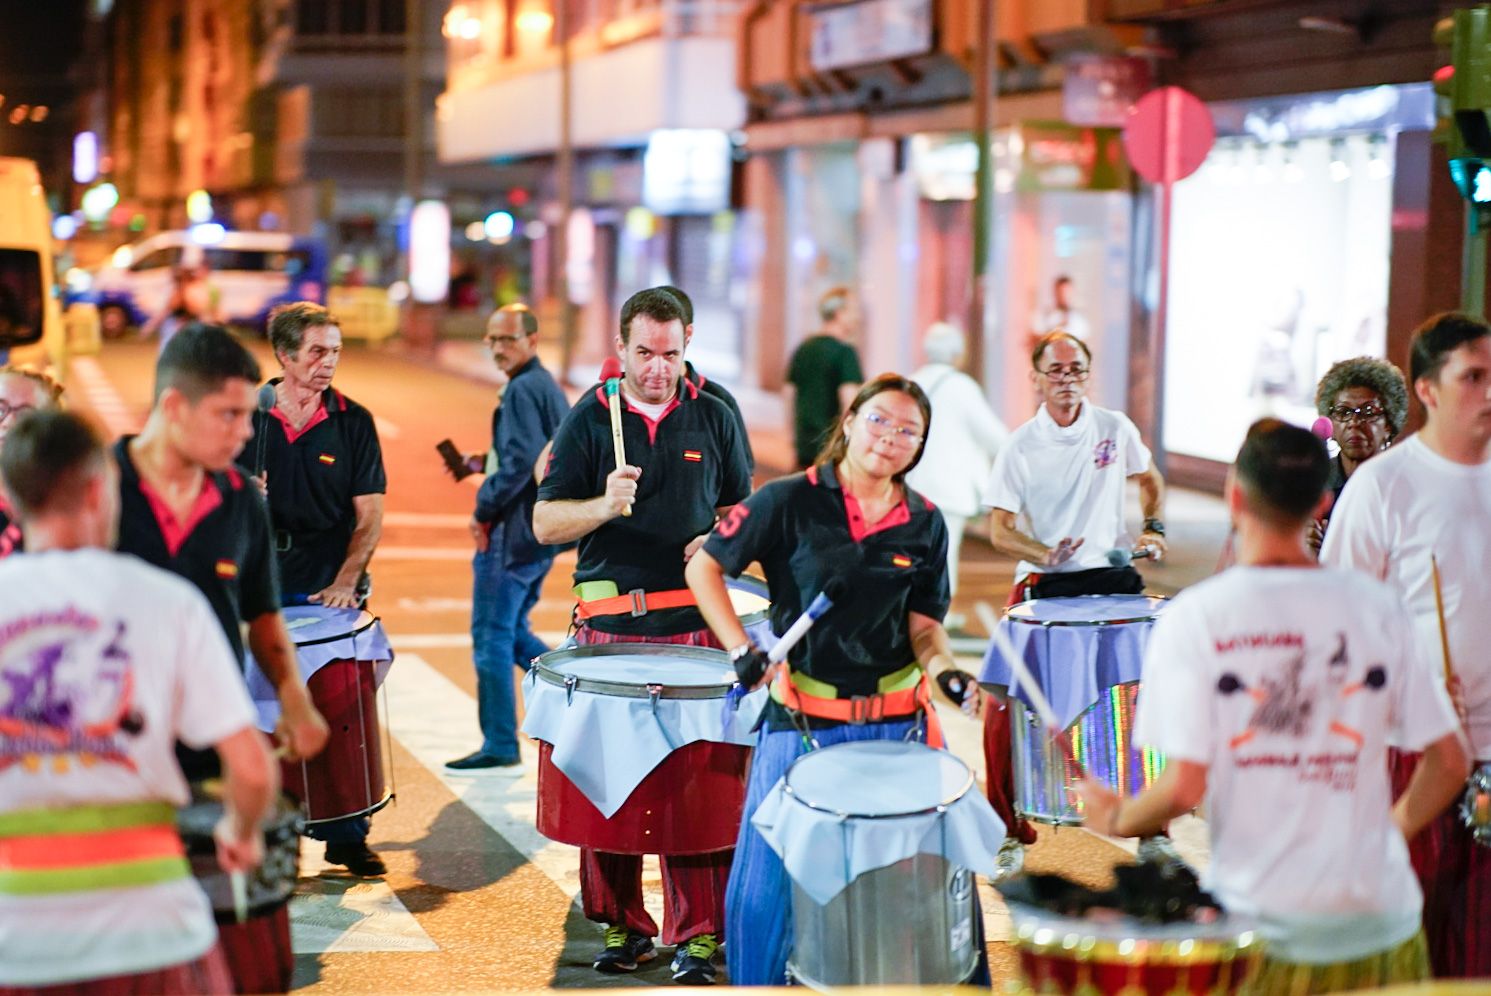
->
xmin=245 ymin=605 xmax=394 ymax=732
xmin=521 ymin=653 xmax=759 ymax=818
xmin=752 ymin=741 xmax=1007 ymax=905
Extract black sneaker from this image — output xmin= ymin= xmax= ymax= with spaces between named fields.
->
xmin=324 ymin=841 xmax=387 ymax=877
xmin=445 ymin=751 xmax=522 ymax=771
xmin=671 ymin=933 xmax=719 ymax=985
xmin=593 ymin=925 xmax=656 ymax=973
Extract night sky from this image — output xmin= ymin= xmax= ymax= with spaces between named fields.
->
xmin=0 ymin=0 xmax=90 ymax=193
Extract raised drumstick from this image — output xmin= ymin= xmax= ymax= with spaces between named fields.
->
xmin=974 ymin=601 xmax=1086 ymax=780
xmin=1431 ymin=553 xmax=1455 ymax=686
xmin=600 ymin=357 xmax=631 ymax=518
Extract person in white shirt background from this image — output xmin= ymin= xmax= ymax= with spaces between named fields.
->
xmin=1083 ymin=417 xmax=1467 ymax=993
xmin=979 ymin=329 xmax=1169 ymax=878
xmin=1321 ymin=311 xmax=1491 ymax=979
xmin=0 ymin=409 xmax=275 ymax=992
xmin=907 ymin=322 xmax=1008 ymax=631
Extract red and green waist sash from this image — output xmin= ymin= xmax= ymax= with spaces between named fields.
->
xmin=0 ymin=801 xmax=188 ymax=896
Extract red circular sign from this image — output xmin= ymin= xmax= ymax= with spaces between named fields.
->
xmin=1122 ymin=86 xmax=1215 ymax=184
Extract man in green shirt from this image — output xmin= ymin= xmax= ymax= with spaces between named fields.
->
xmin=786 ymin=285 xmax=864 ymax=468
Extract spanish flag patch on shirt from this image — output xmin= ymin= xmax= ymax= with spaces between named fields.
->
xmin=682 ymin=450 xmax=703 ymax=463
xmin=318 ymin=453 xmax=336 ymax=465
xmin=216 ymin=559 xmax=239 ymax=579
xmin=891 ymin=554 xmax=913 ymax=568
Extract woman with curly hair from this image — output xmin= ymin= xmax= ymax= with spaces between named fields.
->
xmin=1310 ymin=355 xmax=1408 ymax=551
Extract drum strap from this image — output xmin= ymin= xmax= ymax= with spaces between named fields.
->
xmin=772 ymin=668 xmax=944 ymax=749
xmin=0 ymin=801 xmax=189 ymax=896
xmin=573 ymin=586 xmax=697 ymax=620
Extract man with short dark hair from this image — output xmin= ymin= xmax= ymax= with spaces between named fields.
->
xmin=534 ymin=286 xmax=752 ymax=984
xmin=447 ymin=303 xmax=569 ymax=771
xmin=253 ymin=300 xmax=388 ymax=875
xmin=1322 ymin=312 xmax=1491 ymax=978
xmin=0 ymin=410 xmax=277 ymax=993
xmin=980 ymin=329 xmax=1169 ymax=876
xmin=1084 ymin=418 xmax=1468 ymax=992
xmin=114 ymin=323 xmax=326 ymax=993
xmin=786 ymin=286 xmax=863 ymax=468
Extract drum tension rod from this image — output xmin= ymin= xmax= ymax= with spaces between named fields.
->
xmin=564 ymin=674 xmax=578 ymax=706
xmin=647 ymin=684 xmax=663 ymax=714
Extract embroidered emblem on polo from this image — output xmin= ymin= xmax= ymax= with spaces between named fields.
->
xmin=1093 ymin=438 xmax=1117 ymax=469
xmin=318 ymin=453 xmax=336 ymax=465
xmin=215 ymin=560 xmax=239 ymax=579
xmin=683 ymin=450 xmax=703 ymax=462
xmin=891 ymin=554 xmax=912 ymax=568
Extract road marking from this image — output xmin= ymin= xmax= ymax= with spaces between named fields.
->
xmin=395 ymin=596 xmax=475 ymax=613
xmin=290 ymin=851 xmax=439 ymax=954
xmin=384 ymin=512 xmax=473 ymax=528
xmin=69 ymin=357 xmax=142 ymax=436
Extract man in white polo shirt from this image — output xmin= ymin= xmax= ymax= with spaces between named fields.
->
xmin=0 ymin=410 xmax=276 ymax=992
xmin=980 ymin=330 xmax=1168 ymax=877
xmin=1321 ymin=311 xmax=1491 ymax=978
xmin=1083 ymin=418 xmax=1467 ymax=992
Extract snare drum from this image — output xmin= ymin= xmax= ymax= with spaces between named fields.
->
xmin=728 ymin=574 xmax=775 ymax=649
xmin=276 ymin=606 xmax=394 ymax=825
xmin=1464 ymin=763 xmax=1491 ymax=847
xmin=777 ymin=741 xmax=986 ymax=988
xmin=984 ymin=595 xmax=1167 ymax=825
xmin=1006 ymin=904 xmax=1264 ymax=995
xmin=527 ymin=644 xmax=750 ymax=855
xmin=178 ymin=782 xmax=302 ymax=994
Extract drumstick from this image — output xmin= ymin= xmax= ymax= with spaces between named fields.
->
xmin=1430 ymin=554 xmax=1456 ymax=686
xmin=974 ymin=601 xmax=1086 ymax=779
xmin=601 ymin=359 xmax=631 ymax=518
xmin=230 ymin=870 xmax=248 ymax=924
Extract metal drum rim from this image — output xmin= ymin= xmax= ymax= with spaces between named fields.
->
xmin=783 ymin=742 xmax=975 ymax=819
xmin=287 ymin=609 xmax=380 ymax=649
xmin=532 ymin=643 xmax=736 ymax=700
xmin=730 ymin=573 xmax=771 ymax=627
xmin=1007 ymin=902 xmax=1264 ymax=965
xmin=1005 ymin=593 xmax=1168 ymax=629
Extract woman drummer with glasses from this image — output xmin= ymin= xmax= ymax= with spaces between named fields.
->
xmin=1310 ymin=357 xmax=1409 ymax=553
xmin=685 ymin=373 xmax=975 ymax=986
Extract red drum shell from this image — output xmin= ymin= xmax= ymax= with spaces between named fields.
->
xmin=1015 ymin=945 xmax=1260 ymax=995
xmin=536 ymin=738 xmax=748 ymax=854
xmin=281 ymin=657 xmax=390 ymax=824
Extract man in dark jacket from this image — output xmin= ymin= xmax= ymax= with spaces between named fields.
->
xmin=448 ymin=304 xmax=571 ymax=770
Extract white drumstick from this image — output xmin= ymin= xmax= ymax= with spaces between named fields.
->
xmin=230 ymin=869 xmax=248 ymax=924
xmin=975 ymin=600 xmax=1086 ymax=780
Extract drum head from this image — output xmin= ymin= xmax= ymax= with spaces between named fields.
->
xmin=727 ymin=576 xmax=771 ymax=623
xmin=534 ymin=644 xmax=735 ymax=694
xmin=785 ymin=741 xmax=972 ymax=818
xmin=1006 ymin=594 xmax=1167 ymax=627
xmin=282 ymin=605 xmax=377 ymax=647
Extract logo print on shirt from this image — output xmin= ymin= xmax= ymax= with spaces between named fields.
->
xmin=683 ymin=450 xmax=703 ymax=463
xmin=0 ymin=615 xmax=143 ymax=774
xmin=215 ymin=559 xmax=238 ymax=579
xmin=891 ymin=554 xmax=913 ymax=568
xmin=1093 ymin=438 xmax=1118 ymax=469
xmin=318 ymin=453 xmax=336 ymax=466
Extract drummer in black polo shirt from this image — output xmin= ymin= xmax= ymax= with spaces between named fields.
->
xmin=533 ymin=286 xmax=751 ymax=985
xmin=254 ymin=301 xmax=388 ymax=876
xmin=114 ymin=323 xmax=328 ymax=995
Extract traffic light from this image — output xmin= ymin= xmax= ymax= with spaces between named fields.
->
xmin=1449 ymin=157 xmax=1491 ymax=206
xmin=1451 ymin=6 xmax=1491 ymax=157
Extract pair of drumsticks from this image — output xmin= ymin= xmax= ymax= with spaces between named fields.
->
xmin=601 ymin=358 xmax=631 ymax=517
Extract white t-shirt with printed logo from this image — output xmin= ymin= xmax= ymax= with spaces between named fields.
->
xmin=1320 ymin=434 xmax=1491 ymax=760
xmin=0 ymin=549 xmax=257 ymax=986
xmin=1134 ymin=566 xmax=1460 ymax=963
xmin=982 ymin=401 xmax=1152 ymax=581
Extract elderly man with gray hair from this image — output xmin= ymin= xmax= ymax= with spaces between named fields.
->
xmin=907 ymin=322 xmax=1008 ymax=627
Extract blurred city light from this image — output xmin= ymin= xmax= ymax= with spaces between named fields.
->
xmin=73 ymin=132 xmax=98 ymax=184
xmin=81 ymin=182 xmax=119 ymax=222
xmin=186 ymin=189 xmax=213 ymax=224
xmin=409 ymin=201 xmax=452 ymax=303
xmin=484 ymin=210 xmax=515 ymax=241
xmin=189 ymin=222 xmax=227 ymax=244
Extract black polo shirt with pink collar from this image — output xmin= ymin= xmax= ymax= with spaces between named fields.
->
xmin=113 ymin=438 xmax=281 ymax=666
xmin=538 ymin=377 xmax=751 ymax=636
xmin=703 ymin=461 xmax=949 ymax=701
xmin=251 ymin=384 xmax=386 ymax=600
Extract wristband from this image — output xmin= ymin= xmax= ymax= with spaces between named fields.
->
xmin=1143 ymin=518 xmax=1165 ymax=537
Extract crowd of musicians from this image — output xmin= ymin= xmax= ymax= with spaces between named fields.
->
xmin=0 ymin=286 xmax=1486 ymax=995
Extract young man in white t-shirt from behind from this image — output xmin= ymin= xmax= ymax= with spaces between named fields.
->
xmin=1320 ymin=311 xmax=1491 ymax=978
xmin=1083 ymin=418 xmax=1468 ymax=992
xmin=0 ymin=410 xmax=276 ymax=992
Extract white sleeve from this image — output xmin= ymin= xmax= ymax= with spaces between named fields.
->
xmin=1318 ymin=470 xmax=1389 ymax=580
xmin=173 ymin=591 xmax=258 ymax=750
xmin=981 ymin=437 xmax=1026 ymax=512
xmin=1386 ymin=595 xmax=1461 ymax=750
xmin=1132 ymin=604 xmax=1216 ymax=765
xmin=1117 ymin=414 xmax=1153 ymax=477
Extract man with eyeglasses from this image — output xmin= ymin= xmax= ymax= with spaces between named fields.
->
xmin=1322 ymin=313 xmax=1491 ymax=979
xmin=0 ymin=365 xmax=64 ymax=558
xmin=979 ymin=329 xmax=1170 ymax=878
xmin=1308 ymin=356 xmax=1407 ymax=553
xmin=447 ymin=303 xmax=569 ymax=771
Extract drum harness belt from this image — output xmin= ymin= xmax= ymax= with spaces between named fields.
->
xmin=571 ymin=580 xmax=697 ymax=621
xmin=771 ymin=663 xmax=945 ymax=750
xmin=0 ymin=800 xmax=189 ymax=895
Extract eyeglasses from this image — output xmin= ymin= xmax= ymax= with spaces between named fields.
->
xmin=0 ymin=401 xmax=35 ymax=424
xmin=484 ymin=334 xmax=526 ymax=346
xmin=860 ymin=410 xmax=923 ymax=446
xmin=1327 ymin=404 xmax=1386 ymax=424
xmin=1038 ymin=364 xmax=1090 ymax=383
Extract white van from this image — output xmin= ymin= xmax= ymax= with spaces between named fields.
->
xmin=0 ymin=158 xmax=68 ymax=373
xmin=86 ymin=228 xmax=327 ymax=338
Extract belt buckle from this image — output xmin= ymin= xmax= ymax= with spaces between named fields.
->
xmin=847 ymin=695 xmax=870 ymax=725
xmin=275 ymin=531 xmax=292 ymax=553
xmin=628 ymin=588 xmax=648 ymax=617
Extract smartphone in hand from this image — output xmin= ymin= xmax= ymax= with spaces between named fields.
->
xmin=437 ymin=438 xmax=476 ymax=481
